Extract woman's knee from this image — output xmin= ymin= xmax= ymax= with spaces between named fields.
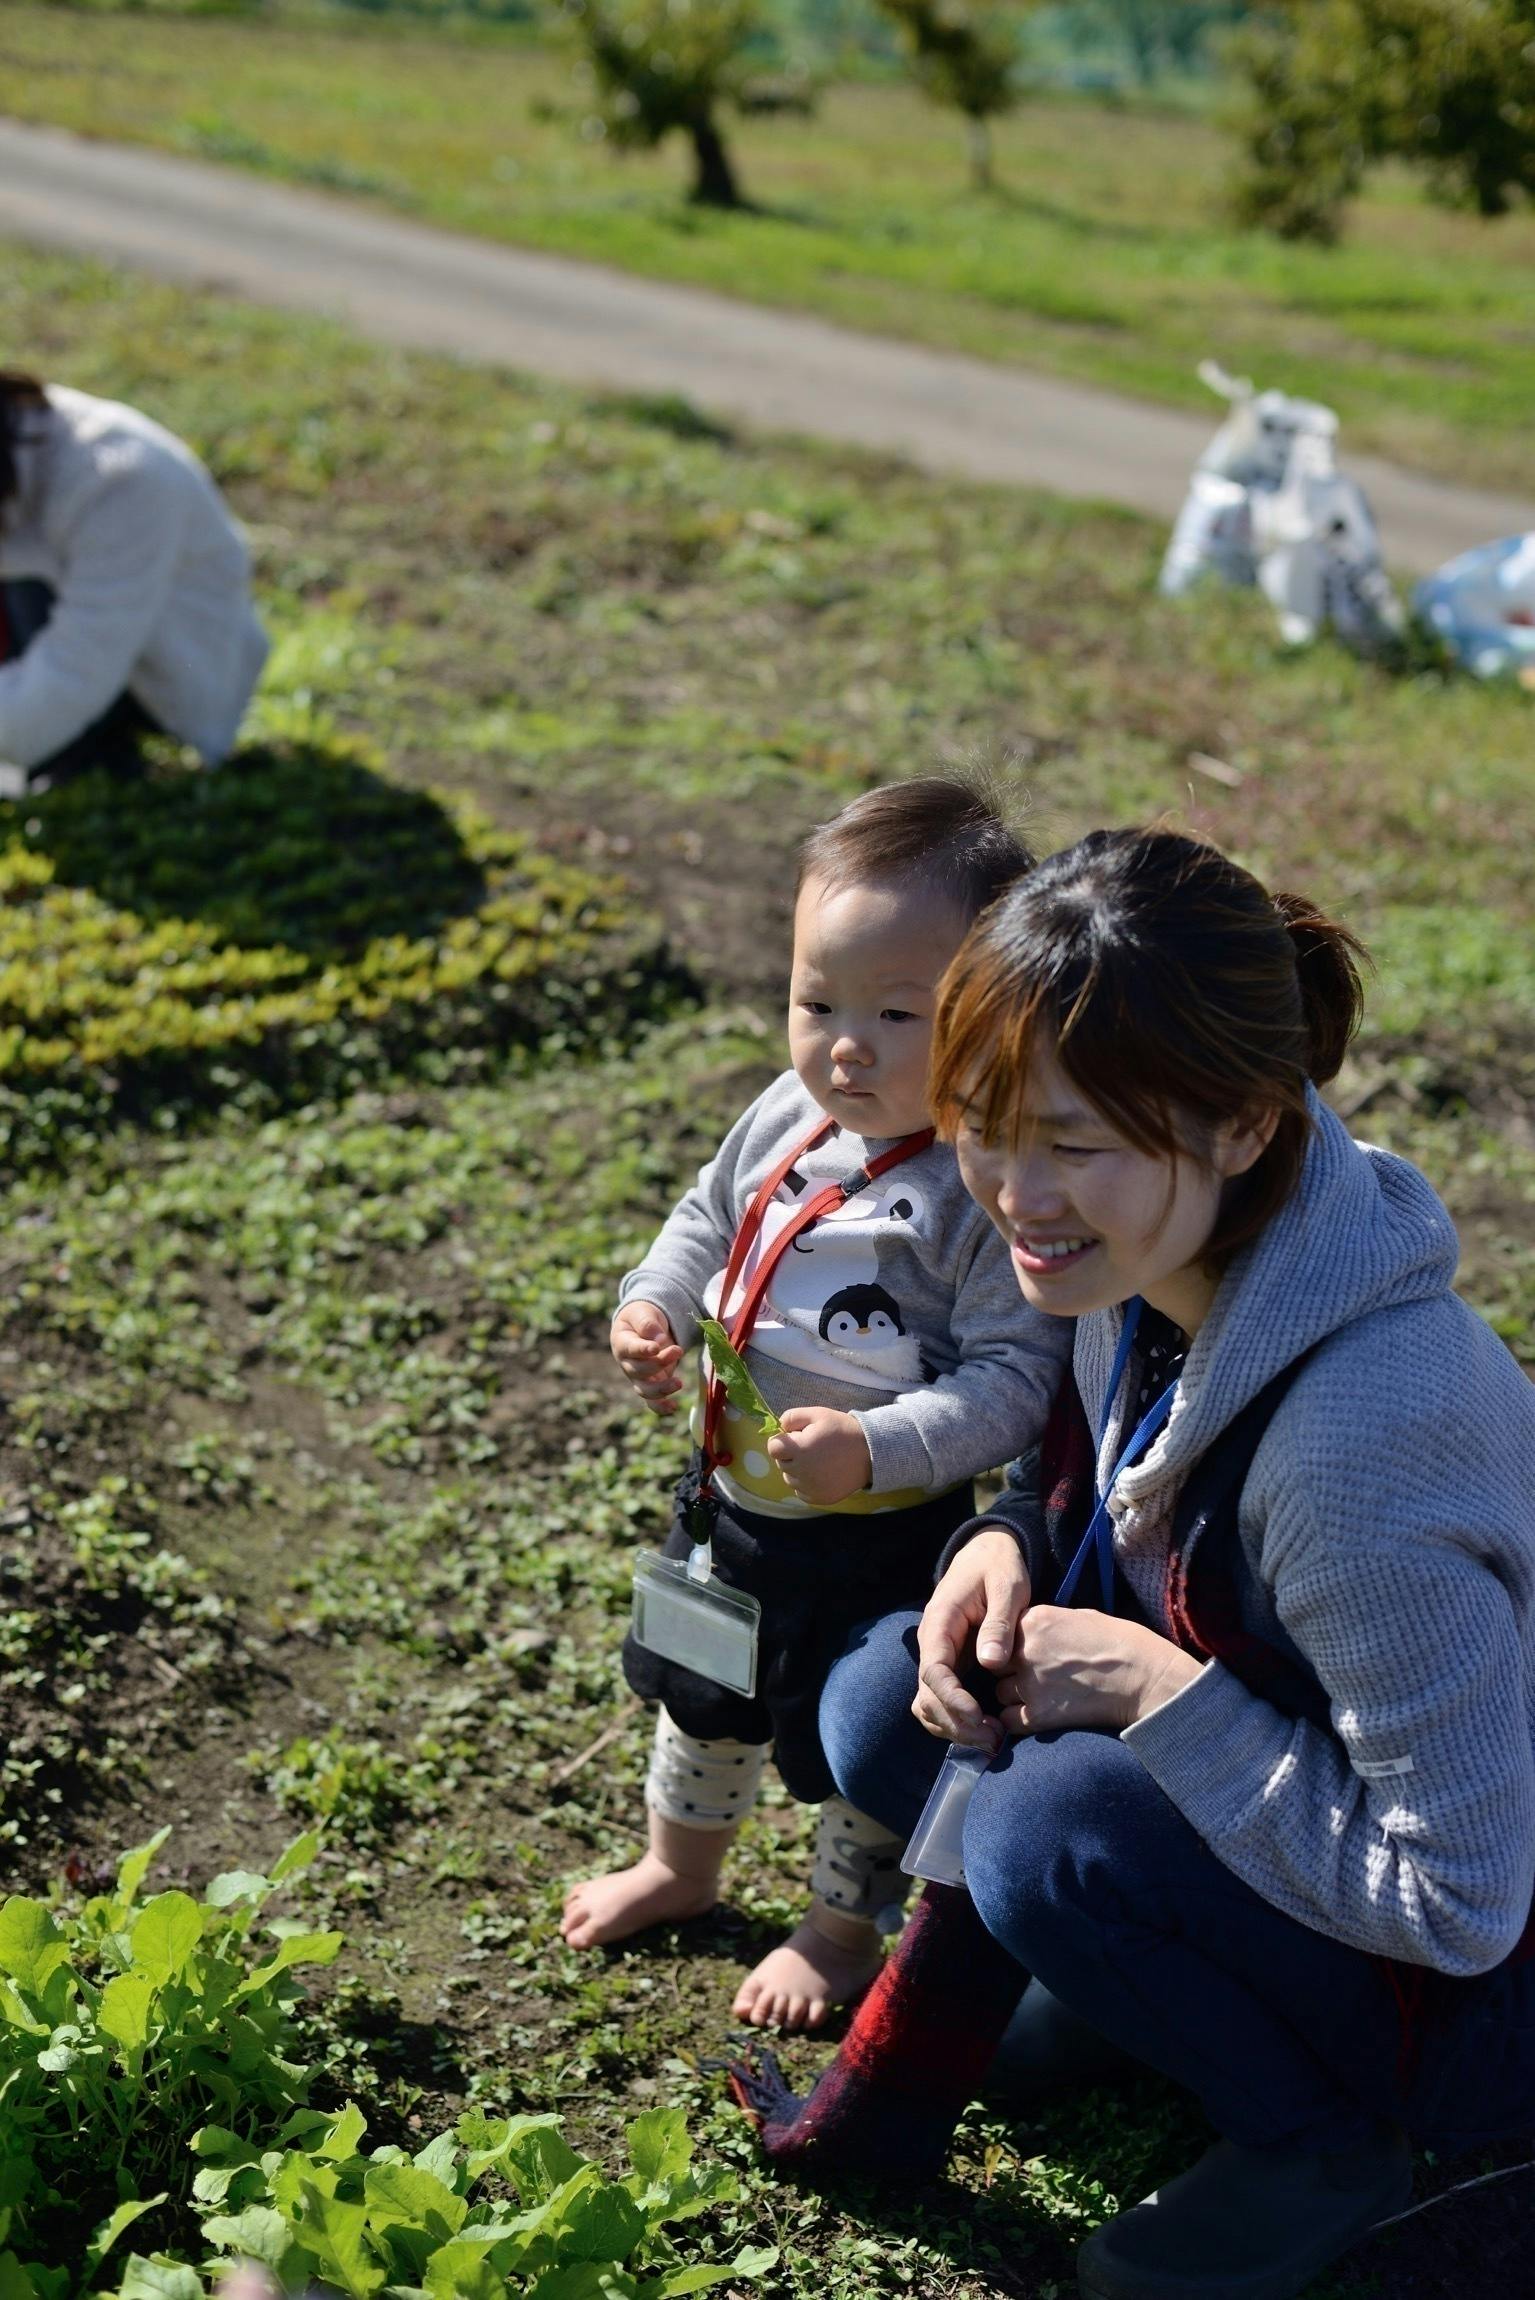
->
xmin=819 ymin=1608 xmax=932 ymax=1834
xmin=962 ymin=1730 xmax=1166 ymax=1949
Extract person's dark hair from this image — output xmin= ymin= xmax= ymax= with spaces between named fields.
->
xmin=930 ymin=827 xmax=1367 ymax=1261
xmin=0 ymin=373 xmax=48 ymax=522
xmin=796 ymin=776 xmax=1033 ymax=921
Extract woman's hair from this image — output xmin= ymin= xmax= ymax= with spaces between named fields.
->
xmin=930 ymin=827 xmax=1367 ymax=1261
xmin=0 ymin=373 xmax=48 ymax=521
xmin=796 ymin=776 xmax=1033 ymax=922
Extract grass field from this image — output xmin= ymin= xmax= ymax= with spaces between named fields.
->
xmin=2 ymin=240 xmax=1533 ymax=2296
xmin=3 ymin=5 xmax=1535 ymax=489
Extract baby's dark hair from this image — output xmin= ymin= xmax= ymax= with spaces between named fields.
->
xmin=796 ymin=777 xmax=1033 ymax=920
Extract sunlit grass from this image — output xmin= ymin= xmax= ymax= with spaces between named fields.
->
xmin=2 ymin=6 xmax=1533 ymax=485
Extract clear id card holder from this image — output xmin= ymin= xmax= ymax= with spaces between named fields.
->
xmin=901 ymin=1746 xmax=991 ymax=1886
xmin=631 ymin=1537 xmax=761 ymax=1698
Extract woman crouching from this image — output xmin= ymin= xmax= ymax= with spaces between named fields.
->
xmin=735 ymin=827 xmax=1535 ymax=2300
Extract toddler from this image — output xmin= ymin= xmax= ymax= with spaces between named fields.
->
xmin=561 ymin=779 xmax=1069 ymax=2028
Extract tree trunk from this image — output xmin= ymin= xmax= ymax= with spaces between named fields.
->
xmin=967 ymin=113 xmax=993 ymax=192
xmin=689 ymin=114 xmax=743 ymax=208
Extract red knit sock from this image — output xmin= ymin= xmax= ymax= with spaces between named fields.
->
xmin=727 ymin=1884 xmax=1028 ymax=2179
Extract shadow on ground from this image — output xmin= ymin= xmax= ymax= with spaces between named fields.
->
xmin=34 ymin=739 xmax=486 ymax=957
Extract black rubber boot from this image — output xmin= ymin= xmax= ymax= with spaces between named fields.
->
xmin=983 ymin=1979 xmax=1138 ymax=2112
xmin=1076 ymin=2127 xmax=1414 ymax=2300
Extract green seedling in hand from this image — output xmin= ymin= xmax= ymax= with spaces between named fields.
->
xmin=701 ymin=1317 xmax=781 ymax=1435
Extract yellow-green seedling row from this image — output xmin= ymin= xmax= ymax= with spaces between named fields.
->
xmin=0 ymin=738 xmax=691 ymax=1159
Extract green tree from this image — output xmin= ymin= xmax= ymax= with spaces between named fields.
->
xmin=564 ymin=0 xmax=803 ymax=207
xmin=1231 ymin=0 xmax=1535 ymax=242
xmin=875 ymin=0 xmax=1022 ymax=187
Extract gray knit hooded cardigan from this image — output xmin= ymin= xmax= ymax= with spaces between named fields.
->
xmin=1078 ymin=1092 xmax=1535 ymax=1979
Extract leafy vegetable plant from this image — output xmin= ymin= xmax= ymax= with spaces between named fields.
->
xmin=0 ymin=1828 xmax=335 ymax=2290
xmin=112 ymin=2100 xmax=776 ymax=2300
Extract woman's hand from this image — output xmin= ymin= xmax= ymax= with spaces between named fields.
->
xmin=766 ymin=1407 xmax=871 ymax=1505
xmin=993 ymin=1605 xmax=1203 ymax=1736
xmin=912 ymin=1527 xmax=1033 ymax=1753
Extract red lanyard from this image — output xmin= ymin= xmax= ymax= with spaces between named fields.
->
xmin=699 ymin=1114 xmax=935 ymax=1479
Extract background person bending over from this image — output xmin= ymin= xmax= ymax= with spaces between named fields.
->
xmin=0 ymin=372 xmax=267 ymax=792
xmin=738 ymin=828 xmax=1535 ymax=2300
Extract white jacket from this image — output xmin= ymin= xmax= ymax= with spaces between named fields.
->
xmin=0 ymin=385 xmax=268 ymax=770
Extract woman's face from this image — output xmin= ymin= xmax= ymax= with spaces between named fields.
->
xmin=954 ymin=1047 xmax=1270 ymax=1335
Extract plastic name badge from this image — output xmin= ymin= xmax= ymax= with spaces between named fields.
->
xmin=901 ymin=1745 xmax=992 ymax=1886
xmin=631 ymin=1545 xmax=760 ymax=1698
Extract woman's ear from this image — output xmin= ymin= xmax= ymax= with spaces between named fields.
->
xmin=1213 ymin=1104 xmax=1281 ymax=1180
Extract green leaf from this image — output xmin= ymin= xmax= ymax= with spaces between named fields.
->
xmin=203 ymin=1871 xmax=269 ymax=1909
xmin=111 ymin=2259 xmax=201 ymax=2300
xmin=0 ymin=1982 xmax=47 ymax=2037
xmin=699 ymin=1320 xmax=780 ymax=1435
xmin=190 ymin=2123 xmax=256 ymax=2161
xmin=269 ymin=1829 xmax=322 ymax=1883
xmin=84 ymin=2195 xmax=166 ymax=2275
xmin=199 ymin=2203 xmax=294 ymax=2272
xmin=236 ymin=1929 xmax=344 ymax=1997
xmin=526 ymin=2267 xmax=638 ymax=2300
xmin=0 ymin=2252 xmax=34 ymax=2300
xmin=422 ymin=2239 xmax=505 ymax=2300
xmin=316 ymin=2101 xmax=368 ymax=2162
xmin=364 ymin=2161 xmax=467 ymax=2240
xmin=35 ymin=2045 xmax=77 ymax=2074
xmin=97 ymin=1973 xmax=156 ymax=2053
xmin=624 ymin=2110 xmax=691 ymax=2193
xmin=543 ymin=2170 xmax=646 ymax=2264
xmin=114 ymin=1829 xmax=172 ymax=1911
xmin=129 ymin=1893 xmax=202 ymax=1986
xmin=0 ymin=1904 xmax=69 ymax=2000
xmin=491 ymin=2119 xmax=585 ymax=2201
xmin=414 ymin=2130 xmax=461 ymax=2187
xmin=297 ymin=2185 xmax=387 ymax=2299
xmin=637 ymin=2248 xmax=778 ymax=2298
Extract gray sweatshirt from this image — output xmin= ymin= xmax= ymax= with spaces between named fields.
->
xmin=1100 ymin=1092 xmax=1535 ymax=1976
xmin=619 ymin=1069 xmax=1069 ymax=1515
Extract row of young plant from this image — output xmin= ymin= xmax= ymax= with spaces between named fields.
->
xmin=1 ymin=1830 xmax=774 ymax=2299
xmin=0 ymin=741 xmax=688 ymax=1167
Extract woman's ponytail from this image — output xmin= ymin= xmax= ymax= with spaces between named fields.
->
xmin=1272 ymin=892 xmax=1367 ymax=1086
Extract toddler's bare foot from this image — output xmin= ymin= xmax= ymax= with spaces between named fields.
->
xmin=561 ymin=1853 xmax=718 ymax=1949
xmin=732 ymin=1902 xmax=884 ymax=2031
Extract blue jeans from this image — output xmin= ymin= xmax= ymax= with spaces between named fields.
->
xmin=821 ymin=1608 xmax=1416 ymax=2154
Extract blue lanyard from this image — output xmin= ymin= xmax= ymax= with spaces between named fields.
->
xmin=1055 ymin=1298 xmax=1179 ymax=1613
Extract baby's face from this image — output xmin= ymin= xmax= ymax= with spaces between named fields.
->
xmin=788 ymin=872 xmax=969 ymax=1138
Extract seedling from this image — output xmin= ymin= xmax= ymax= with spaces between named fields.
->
xmin=700 ymin=1317 xmax=781 ymax=1435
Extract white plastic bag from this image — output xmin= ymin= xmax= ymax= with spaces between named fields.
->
xmin=1159 ymin=363 xmax=1337 ymax=598
xmin=1161 ymin=362 xmax=1402 ymax=655
xmin=1413 ymin=533 xmax=1535 ymax=680
xmin=1252 ymin=430 xmax=1404 ymax=655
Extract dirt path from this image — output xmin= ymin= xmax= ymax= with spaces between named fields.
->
xmin=3 ymin=114 xmax=1533 ymax=576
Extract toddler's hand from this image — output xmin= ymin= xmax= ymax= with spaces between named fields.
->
xmin=611 ymin=1300 xmax=684 ymax=1415
xmin=767 ymin=1407 xmax=872 ymax=1506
